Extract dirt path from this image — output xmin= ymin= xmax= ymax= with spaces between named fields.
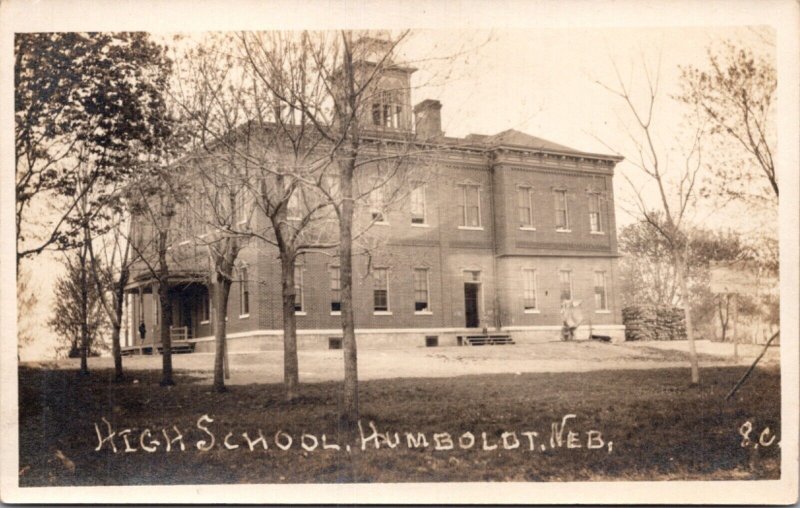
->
xmin=25 ymin=339 xmax=779 ymax=385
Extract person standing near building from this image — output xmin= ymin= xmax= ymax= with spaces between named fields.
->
xmin=561 ymin=300 xmax=583 ymax=341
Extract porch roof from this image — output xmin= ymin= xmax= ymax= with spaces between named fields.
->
xmin=125 ymin=270 xmax=208 ymax=293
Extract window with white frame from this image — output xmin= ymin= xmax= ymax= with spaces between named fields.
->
xmin=330 ymin=266 xmax=341 ymax=313
xmin=589 ymin=193 xmax=603 ymax=233
xmin=559 ymin=270 xmax=573 ymax=301
xmin=458 ymin=184 xmax=481 ymax=228
xmin=239 ymin=265 xmax=250 ymax=316
xmin=517 ymin=186 xmax=534 ymax=228
xmin=371 ymin=90 xmax=403 ymax=129
xmin=594 ymin=271 xmax=608 ymax=310
xmin=554 ymin=190 xmax=569 ymax=230
xmin=410 ymin=185 xmax=426 ymax=224
xmin=413 ymin=268 xmax=430 ymax=312
xmin=200 ymin=292 xmax=211 ymax=323
xmin=235 ymin=192 xmax=248 ymax=225
xmin=522 ymin=269 xmax=538 ymax=311
xmin=294 ymin=266 xmax=304 ymax=312
xmin=373 ymin=268 xmax=389 ymax=312
xmin=369 ymin=183 xmax=387 ymax=223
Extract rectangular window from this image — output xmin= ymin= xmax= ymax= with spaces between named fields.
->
xmin=458 ymin=184 xmax=481 ymax=228
xmin=294 ymin=266 xmax=304 ymax=312
xmin=235 ymin=193 xmax=247 ymax=225
xmin=200 ymin=292 xmax=210 ymax=323
xmin=369 ymin=183 xmax=386 ymax=223
xmin=330 ymin=266 xmax=341 ymax=313
xmin=373 ymin=268 xmax=389 ymax=312
xmin=594 ymin=271 xmax=608 ymax=310
xmin=413 ymin=268 xmax=430 ymax=312
xmin=239 ymin=265 xmax=250 ymax=316
xmin=589 ymin=194 xmax=602 ymax=233
xmin=517 ymin=186 xmax=533 ymax=228
xmin=383 ymin=104 xmax=393 ymax=128
xmin=372 ymin=103 xmax=382 ymax=126
xmin=555 ymin=190 xmax=569 ymax=230
xmin=371 ymin=91 xmax=402 ymax=129
xmin=410 ymin=185 xmax=426 ymax=224
xmin=523 ymin=269 xmax=538 ymax=311
xmin=559 ymin=270 xmax=572 ymax=301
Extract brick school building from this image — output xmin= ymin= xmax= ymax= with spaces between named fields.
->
xmin=123 ymin=60 xmax=625 ymax=353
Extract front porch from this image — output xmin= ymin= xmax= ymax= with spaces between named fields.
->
xmin=124 ymin=270 xmax=210 ymax=354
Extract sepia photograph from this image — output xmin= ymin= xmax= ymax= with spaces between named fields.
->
xmin=1 ymin=0 xmax=798 ymax=504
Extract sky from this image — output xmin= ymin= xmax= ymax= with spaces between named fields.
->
xmin=15 ymin=25 xmax=778 ymax=361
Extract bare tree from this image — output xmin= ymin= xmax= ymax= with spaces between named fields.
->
xmin=127 ymin=161 xmax=190 ymax=387
xmin=85 ymin=208 xmax=136 ymax=382
xmin=171 ymin=33 xmax=330 ymax=397
xmin=598 ymin=55 xmax=703 ymax=384
xmin=185 ymin=153 xmax=247 ymax=393
xmin=677 ymin=40 xmax=777 ymax=206
xmin=172 ymin=32 xmax=431 ymax=403
xmin=48 ymin=244 xmax=109 ymax=371
xmin=295 ymin=31 xmax=424 ymax=425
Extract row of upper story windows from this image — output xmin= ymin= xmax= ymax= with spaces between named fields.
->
xmin=137 ymin=179 xmax=608 ymax=246
xmin=338 ymin=183 xmax=607 ymax=233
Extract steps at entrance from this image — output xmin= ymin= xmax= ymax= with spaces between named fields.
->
xmin=121 ymin=340 xmax=196 ymax=356
xmin=156 ymin=341 xmax=195 ymax=354
xmin=459 ymin=334 xmax=515 ymax=346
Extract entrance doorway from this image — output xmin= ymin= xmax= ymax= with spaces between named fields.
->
xmin=464 ymin=282 xmax=480 ymax=328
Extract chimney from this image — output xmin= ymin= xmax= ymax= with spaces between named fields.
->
xmin=414 ymin=99 xmax=443 ymax=139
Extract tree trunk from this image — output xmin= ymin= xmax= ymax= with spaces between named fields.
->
xmin=339 ymin=159 xmax=358 ymax=429
xmin=731 ymin=293 xmax=739 ymax=362
xmin=676 ymin=255 xmax=700 ymax=385
xmin=157 ymin=228 xmax=174 ymax=386
xmin=717 ymin=296 xmax=728 ymax=343
xmin=111 ymin=323 xmax=123 ymax=381
xmin=212 ymin=276 xmax=232 ymax=392
xmin=281 ymin=254 xmax=299 ymax=401
xmin=79 ymin=244 xmax=90 ymax=376
xmin=158 ymin=281 xmax=174 ymax=386
xmin=111 ymin=270 xmax=127 ymax=382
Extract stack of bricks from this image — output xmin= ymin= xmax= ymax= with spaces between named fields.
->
xmin=623 ymin=305 xmax=687 ymax=341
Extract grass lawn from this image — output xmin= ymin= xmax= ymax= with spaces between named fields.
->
xmin=18 ymin=362 xmax=780 ymax=486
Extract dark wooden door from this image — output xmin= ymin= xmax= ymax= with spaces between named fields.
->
xmin=464 ymin=283 xmax=480 ymax=328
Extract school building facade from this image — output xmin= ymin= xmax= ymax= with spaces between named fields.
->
xmin=123 ymin=63 xmax=625 ymax=352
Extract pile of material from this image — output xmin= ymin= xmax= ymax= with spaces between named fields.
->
xmin=623 ymin=305 xmax=687 ymax=341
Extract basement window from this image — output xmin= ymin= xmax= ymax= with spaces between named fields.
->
xmin=425 ymin=336 xmax=439 ymax=347
xmin=328 ymin=337 xmax=343 ymax=350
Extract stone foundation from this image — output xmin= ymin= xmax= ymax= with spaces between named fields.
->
xmin=191 ymin=325 xmax=626 ymax=353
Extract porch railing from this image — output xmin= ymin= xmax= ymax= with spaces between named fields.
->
xmin=169 ymin=326 xmax=193 ymax=342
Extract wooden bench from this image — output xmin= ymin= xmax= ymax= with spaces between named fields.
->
xmin=156 ymin=340 xmax=196 ymax=354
